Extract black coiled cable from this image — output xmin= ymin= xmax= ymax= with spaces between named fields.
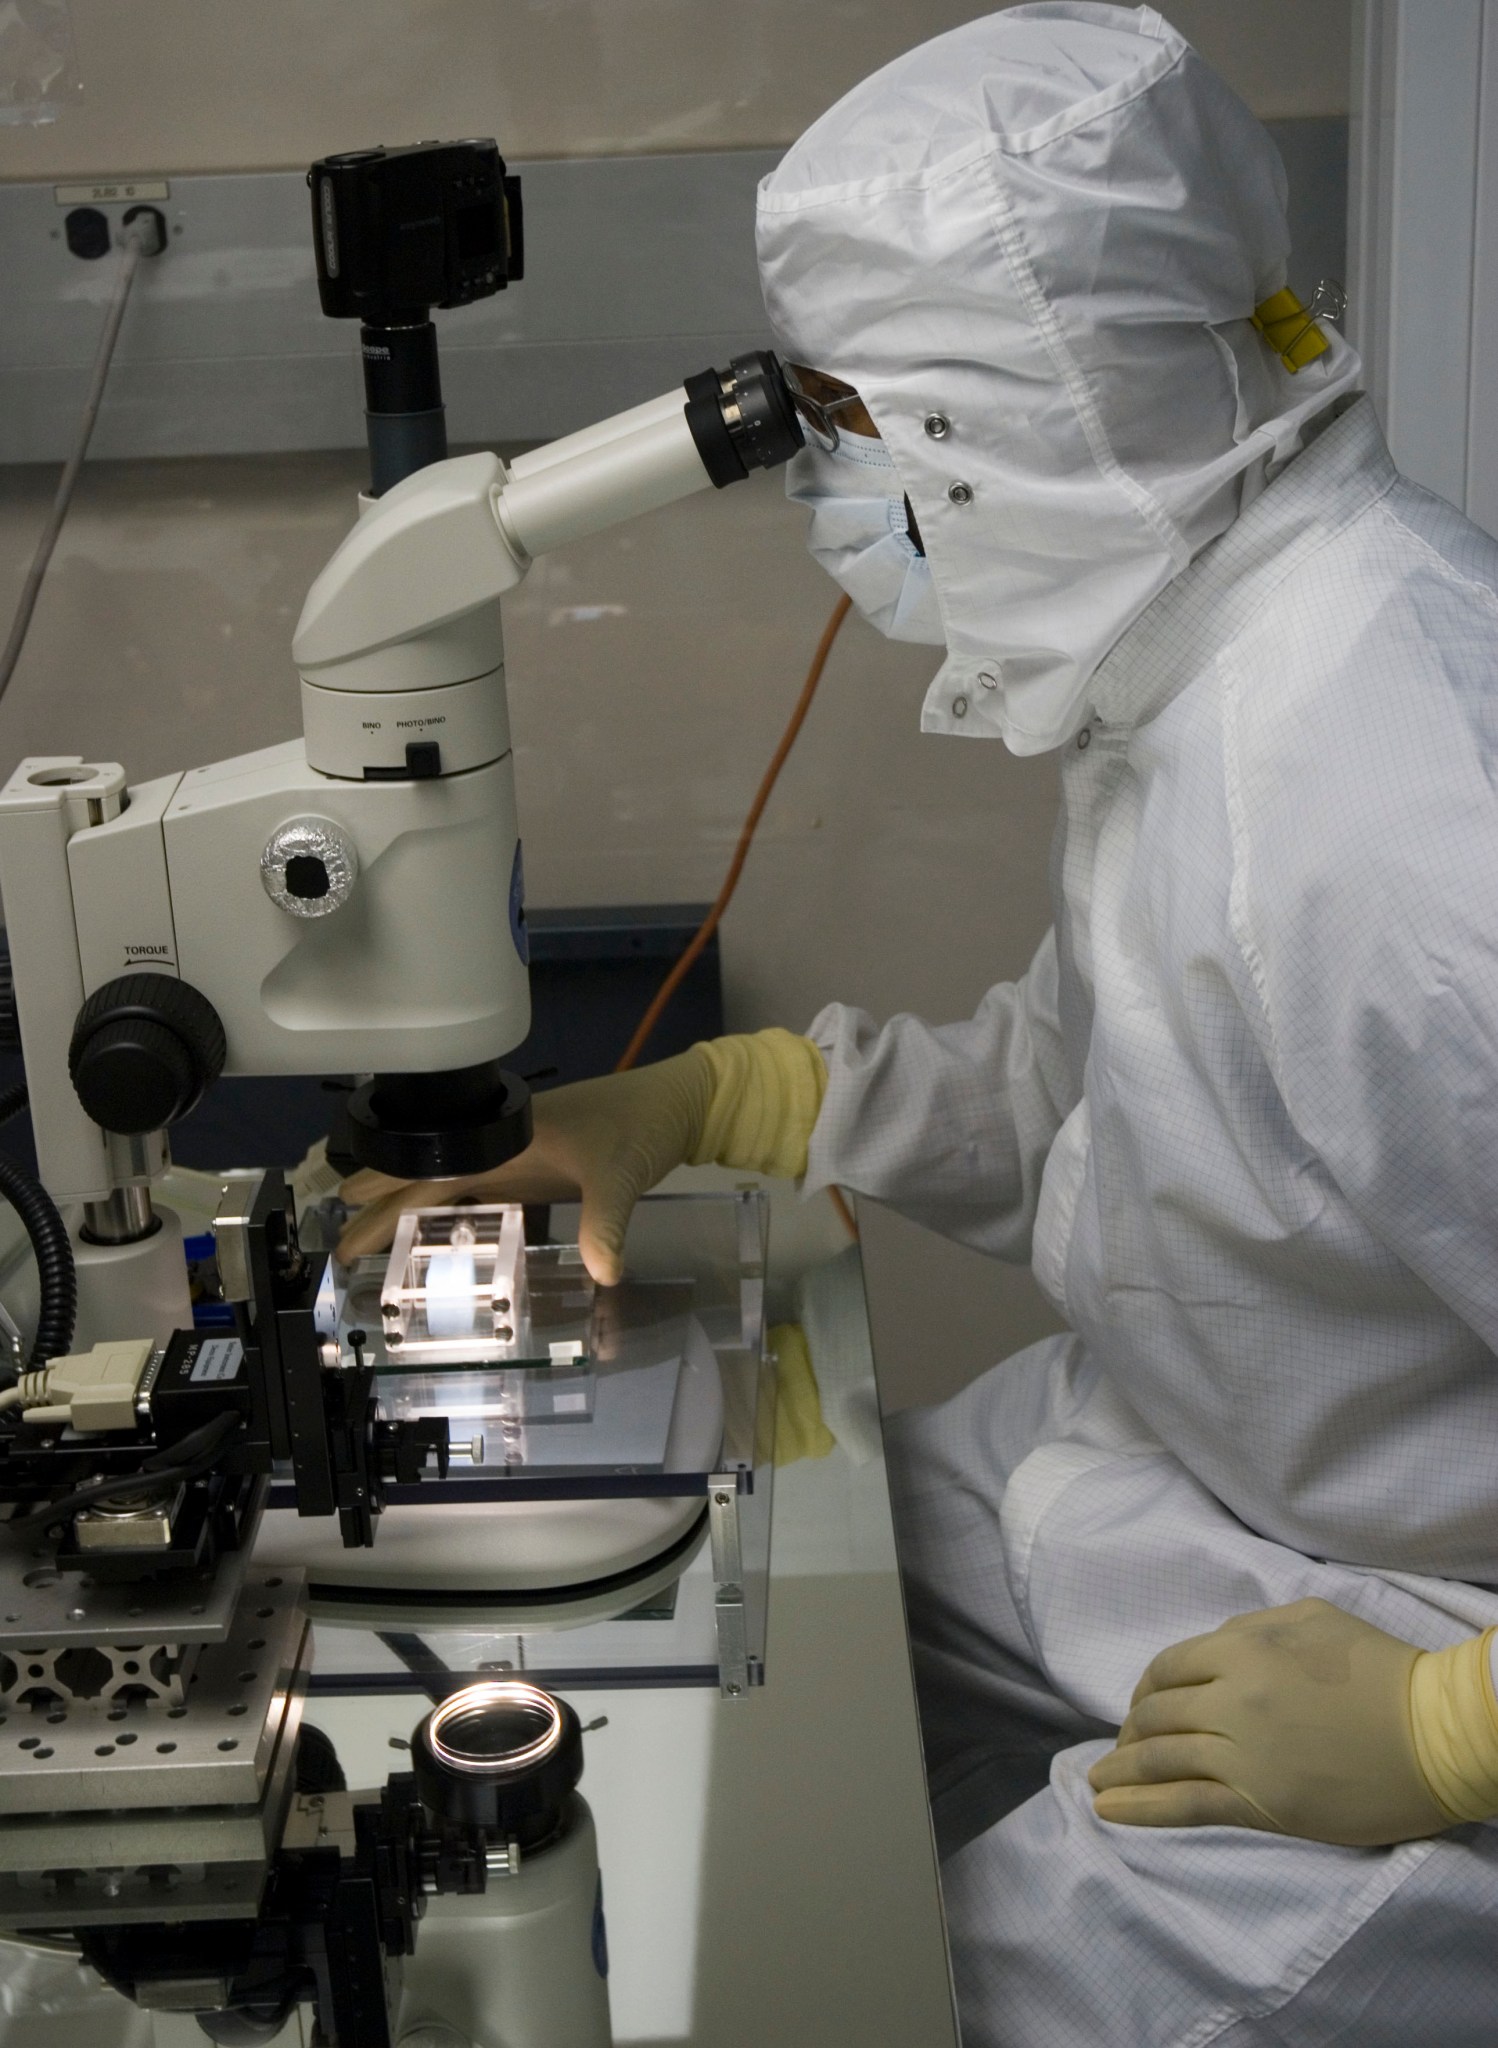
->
xmin=0 ymin=1085 xmax=76 ymax=1365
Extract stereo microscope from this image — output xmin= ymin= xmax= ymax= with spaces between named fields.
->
xmin=0 ymin=139 xmax=803 ymax=2045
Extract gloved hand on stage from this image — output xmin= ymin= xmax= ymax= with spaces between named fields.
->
xmin=1089 ymin=1597 xmax=1498 ymax=1847
xmin=336 ymin=1028 xmax=827 ymax=1286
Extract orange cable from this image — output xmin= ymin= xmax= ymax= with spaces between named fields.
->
xmin=828 ymin=1184 xmax=859 ymax=1239
xmin=614 ymin=591 xmax=859 ymax=1240
xmin=615 ymin=591 xmax=852 ymax=1073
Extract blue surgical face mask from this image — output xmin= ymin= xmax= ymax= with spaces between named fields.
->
xmin=786 ymin=434 xmax=945 ymax=646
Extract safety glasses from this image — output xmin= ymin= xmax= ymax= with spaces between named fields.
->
xmin=782 ymin=362 xmax=868 ymax=453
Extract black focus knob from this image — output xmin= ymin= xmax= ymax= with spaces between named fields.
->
xmin=69 ymin=974 xmax=227 ymax=1135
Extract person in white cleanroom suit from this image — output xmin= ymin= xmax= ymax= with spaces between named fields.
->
xmin=759 ymin=5 xmax=1498 ymax=2039
xmin=343 ymin=5 xmax=1498 ymax=2039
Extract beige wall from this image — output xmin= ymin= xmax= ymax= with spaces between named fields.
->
xmin=0 ymin=1 xmax=1352 ymax=1411
xmin=0 ymin=1 xmax=1351 ymax=181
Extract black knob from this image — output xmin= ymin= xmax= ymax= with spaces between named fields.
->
xmin=69 ymin=974 xmax=227 ymax=1135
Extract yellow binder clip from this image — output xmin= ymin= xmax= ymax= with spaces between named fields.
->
xmin=1252 ymin=278 xmax=1345 ymax=373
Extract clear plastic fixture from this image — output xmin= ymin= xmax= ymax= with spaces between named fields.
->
xmin=377 ymin=1205 xmax=594 ymax=1367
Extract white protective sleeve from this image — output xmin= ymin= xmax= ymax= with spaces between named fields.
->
xmin=801 ymin=928 xmax=1072 ymax=1260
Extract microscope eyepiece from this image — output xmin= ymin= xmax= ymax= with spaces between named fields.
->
xmin=683 ymin=350 xmax=805 ymax=488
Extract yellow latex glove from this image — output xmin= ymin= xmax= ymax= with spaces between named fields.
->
xmin=336 ymin=1029 xmax=827 ymax=1287
xmin=1089 ymin=1598 xmax=1498 ymax=1847
xmin=768 ymin=1323 xmax=835 ymax=1467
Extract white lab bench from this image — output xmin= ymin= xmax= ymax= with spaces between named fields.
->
xmin=0 ymin=1176 xmax=960 ymax=2047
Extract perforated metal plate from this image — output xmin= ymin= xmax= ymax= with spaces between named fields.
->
xmin=0 ymin=1567 xmax=306 ymax=1815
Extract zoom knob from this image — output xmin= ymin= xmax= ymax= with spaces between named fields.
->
xmin=69 ymin=974 xmax=226 ymax=1135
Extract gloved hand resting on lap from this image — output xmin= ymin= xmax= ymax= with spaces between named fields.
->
xmin=1090 ymin=1597 xmax=1498 ymax=1846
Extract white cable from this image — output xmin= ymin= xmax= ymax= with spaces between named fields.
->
xmin=0 ymin=1369 xmax=48 ymax=1412
xmin=0 ymin=219 xmax=160 ymax=705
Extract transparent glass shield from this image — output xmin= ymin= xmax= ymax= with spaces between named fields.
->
xmin=297 ymin=1189 xmax=774 ymax=1692
xmin=313 ymin=1189 xmax=769 ymax=1496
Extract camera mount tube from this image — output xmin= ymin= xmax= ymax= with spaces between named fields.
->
xmin=361 ymin=317 xmax=448 ymax=497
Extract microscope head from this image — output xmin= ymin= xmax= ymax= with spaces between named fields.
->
xmin=289 ymin=144 xmax=805 ymax=1185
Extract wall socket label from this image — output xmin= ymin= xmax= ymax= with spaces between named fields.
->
xmin=54 ymin=180 xmax=170 ymax=206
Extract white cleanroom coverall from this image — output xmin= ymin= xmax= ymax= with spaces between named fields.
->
xmin=758 ymin=5 xmax=1498 ymax=2042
